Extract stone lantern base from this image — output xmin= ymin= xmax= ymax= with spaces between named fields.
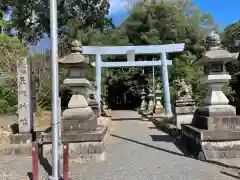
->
xmin=39 ymin=119 xmax=109 ymax=161
xmin=182 ymin=104 xmax=240 ymax=160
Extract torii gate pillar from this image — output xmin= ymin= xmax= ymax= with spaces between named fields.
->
xmin=161 ymin=52 xmax=172 ymax=117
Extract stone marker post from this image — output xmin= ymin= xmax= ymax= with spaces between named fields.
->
xmin=17 ymin=57 xmax=33 ymax=133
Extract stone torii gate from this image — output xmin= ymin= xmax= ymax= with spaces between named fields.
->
xmin=82 ymin=44 xmax=185 ymax=117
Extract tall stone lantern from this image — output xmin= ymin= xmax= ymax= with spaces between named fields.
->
xmin=41 ymin=40 xmax=108 ymax=160
xmin=181 ymin=31 xmax=240 ymax=161
xmin=59 ymin=40 xmax=97 ymax=132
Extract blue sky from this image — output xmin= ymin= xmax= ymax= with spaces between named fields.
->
xmin=109 ymin=0 xmax=240 ymax=28
xmin=32 ymin=0 xmax=240 ymax=52
xmin=191 ymin=0 xmax=240 ymax=29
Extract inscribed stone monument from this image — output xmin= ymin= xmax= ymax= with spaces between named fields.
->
xmin=17 ymin=58 xmax=33 ymax=133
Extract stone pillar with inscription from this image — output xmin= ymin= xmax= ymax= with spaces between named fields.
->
xmin=17 ymin=57 xmax=33 ymax=133
xmin=0 ymin=58 xmax=34 ymax=155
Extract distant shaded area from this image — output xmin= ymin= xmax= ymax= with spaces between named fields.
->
xmin=107 ymin=85 xmax=141 ymax=110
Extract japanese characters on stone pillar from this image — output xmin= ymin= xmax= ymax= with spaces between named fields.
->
xmin=17 ymin=58 xmax=33 ymax=133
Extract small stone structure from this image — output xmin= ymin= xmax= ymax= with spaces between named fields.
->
xmin=182 ymin=31 xmax=240 ymax=160
xmin=41 ymin=40 xmax=109 ymax=160
xmin=139 ymin=88 xmax=147 ymax=113
xmin=154 ymin=83 xmax=164 ymax=115
xmin=147 ymin=88 xmax=155 ymax=114
xmin=175 ymin=79 xmax=196 ymax=129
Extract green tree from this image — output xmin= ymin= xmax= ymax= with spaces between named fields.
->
xmin=119 ymin=0 xmax=217 ymax=104
xmin=9 ymin=0 xmax=113 ymax=44
xmin=0 ymin=34 xmax=27 ymax=114
xmin=221 ymin=21 xmax=240 ymax=108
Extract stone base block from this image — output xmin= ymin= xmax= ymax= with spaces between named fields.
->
xmin=39 ymin=126 xmax=109 ymax=161
xmin=182 ymin=124 xmax=240 ymax=160
xmin=42 ymin=141 xmax=106 ymax=161
xmin=202 ymin=141 xmax=240 ymax=159
xmin=175 ymin=105 xmax=195 ymax=129
xmin=176 ymin=114 xmax=193 ymax=129
xmin=192 ymin=115 xmax=240 ymax=130
xmin=62 ymin=118 xmax=98 ymax=132
xmin=0 ymin=143 xmax=32 ymax=155
xmin=40 ymin=126 xmax=108 ymax=143
xmin=175 ymin=105 xmax=196 ymax=114
xmin=97 ymin=116 xmax=111 ymax=127
xmin=0 ymin=133 xmax=32 ymax=155
xmin=195 ymin=105 xmax=236 ymax=117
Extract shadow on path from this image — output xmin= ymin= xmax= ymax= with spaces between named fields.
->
xmin=26 ymin=172 xmax=33 ymax=180
xmin=221 ymin=171 xmax=240 ymax=179
xmin=111 ymin=133 xmax=240 ymax=171
xmin=151 ymin=134 xmax=174 ymax=142
xmin=111 ymin=134 xmax=185 ymax=157
xmin=39 ymin=152 xmax=52 ymax=176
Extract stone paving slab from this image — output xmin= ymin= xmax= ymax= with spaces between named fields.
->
xmin=110 ymin=110 xmax=142 ymax=120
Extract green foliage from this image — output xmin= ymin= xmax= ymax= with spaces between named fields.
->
xmin=222 ymin=21 xmax=240 ymax=48
xmin=0 ymin=35 xmax=27 ymax=114
xmin=221 ymin=21 xmax=240 ymax=107
xmin=9 ymin=0 xmax=112 ymax=44
xmin=0 ymin=78 xmax=17 ymax=114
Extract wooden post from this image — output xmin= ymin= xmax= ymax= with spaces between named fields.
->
xmin=63 ymin=143 xmax=69 ymax=180
xmin=32 ymin=142 xmax=38 ymax=180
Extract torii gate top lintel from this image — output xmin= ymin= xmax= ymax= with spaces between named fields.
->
xmin=82 ymin=43 xmax=185 ymax=55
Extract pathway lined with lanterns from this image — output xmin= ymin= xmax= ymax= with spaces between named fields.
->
xmin=0 ymin=118 xmax=237 ymax=180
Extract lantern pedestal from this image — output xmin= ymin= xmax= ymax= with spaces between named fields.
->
xmin=175 ymin=99 xmax=196 ymax=129
xmin=40 ymin=125 xmax=108 ymax=161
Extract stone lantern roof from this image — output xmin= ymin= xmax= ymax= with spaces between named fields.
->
xmin=59 ymin=40 xmax=92 ymax=67
xmin=193 ymin=31 xmax=239 ymax=66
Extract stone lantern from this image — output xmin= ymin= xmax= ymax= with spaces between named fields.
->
xmin=181 ymin=31 xmax=240 ymax=161
xmin=59 ymin=40 xmax=98 ymax=132
xmin=154 ymin=83 xmax=164 ymax=114
xmin=40 ymin=40 xmax=108 ymax=159
xmin=196 ymin=32 xmax=238 ymax=106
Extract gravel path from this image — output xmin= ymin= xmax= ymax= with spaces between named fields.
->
xmin=70 ymin=120 xmax=237 ymax=180
xmin=0 ymin=120 xmax=238 ymax=180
